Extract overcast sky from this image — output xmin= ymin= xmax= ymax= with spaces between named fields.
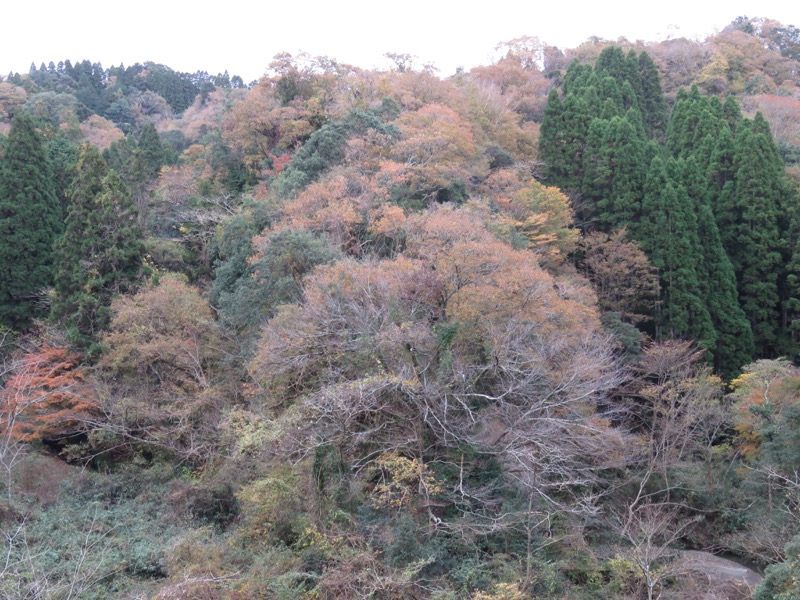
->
xmin=2 ymin=1 xmax=797 ymax=82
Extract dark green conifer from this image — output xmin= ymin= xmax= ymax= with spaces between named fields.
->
xmin=51 ymin=144 xmax=144 ymax=351
xmin=136 ymin=123 xmax=168 ymax=181
xmin=0 ymin=114 xmax=62 ymax=328
xmin=722 ymin=95 xmax=743 ymax=133
xmin=667 ymin=88 xmax=725 ymax=160
xmin=562 ymin=61 xmax=594 ymax=96
xmin=581 ymin=115 xmax=646 ymax=230
xmin=716 ymin=120 xmax=785 ymax=355
xmin=677 ymin=157 xmax=753 ymax=373
xmin=706 ymin=124 xmax=737 ymax=208
xmin=539 ymin=89 xmax=592 ymax=192
xmin=636 ymin=156 xmax=715 ymax=348
xmin=624 ymin=50 xmax=644 ymax=104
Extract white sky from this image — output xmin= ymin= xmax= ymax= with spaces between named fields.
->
xmin=2 ymin=1 xmax=798 ymax=82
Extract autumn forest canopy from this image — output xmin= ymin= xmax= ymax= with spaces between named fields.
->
xmin=3 ymin=15 xmax=800 ymax=599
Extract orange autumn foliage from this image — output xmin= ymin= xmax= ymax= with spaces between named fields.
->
xmin=729 ymin=359 xmax=800 ymax=460
xmin=1 ymin=344 xmax=97 ymax=443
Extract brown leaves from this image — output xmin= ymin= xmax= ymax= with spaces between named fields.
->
xmin=579 ymin=229 xmax=659 ymax=324
xmin=101 ymin=273 xmax=224 ymax=392
xmin=78 ymin=115 xmax=124 ymax=151
xmin=247 ymin=204 xmax=623 ymax=518
xmin=1 ymin=342 xmax=97 ymax=444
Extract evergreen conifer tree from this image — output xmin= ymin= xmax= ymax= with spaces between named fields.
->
xmin=136 ymin=123 xmax=167 ymax=181
xmin=539 ymin=90 xmax=592 ymax=193
xmin=0 ymin=114 xmax=62 ymax=328
xmin=638 ymin=52 xmax=667 ymax=139
xmin=51 ymin=144 xmax=144 ymax=351
xmin=716 ymin=120 xmax=785 ymax=355
xmin=636 ymin=156 xmax=715 ymax=348
xmin=678 ymin=157 xmax=753 ymax=373
xmin=581 ymin=115 xmax=646 ymax=230
xmin=722 ymin=94 xmax=743 ymax=133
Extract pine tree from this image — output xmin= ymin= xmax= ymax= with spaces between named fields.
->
xmin=51 ymin=144 xmax=144 ymax=351
xmin=0 ymin=114 xmax=62 ymax=328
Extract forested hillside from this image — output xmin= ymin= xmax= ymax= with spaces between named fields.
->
xmin=2 ymin=16 xmax=800 ymax=599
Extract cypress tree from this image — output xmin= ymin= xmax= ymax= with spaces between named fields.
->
xmin=0 ymin=114 xmax=62 ymax=328
xmin=51 ymin=144 xmax=144 ymax=351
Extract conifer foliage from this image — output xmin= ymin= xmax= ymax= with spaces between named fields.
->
xmin=0 ymin=115 xmax=62 ymax=328
xmin=50 ymin=144 xmax=144 ymax=351
xmin=539 ymin=48 xmax=798 ymax=370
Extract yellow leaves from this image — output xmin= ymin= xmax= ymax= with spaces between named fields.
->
xmin=729 ymin=371 xmax=755 ymax=392
xmin=507 ymin=182 xmax=578 ymax=256
xmin=236 ymin=468 xmax=308 ymax=545
xmin=696 ymin=51 xmax=732 ymax=94
xmin=481 ymin=171 xmax=578 ymax=265
xmin=101 ymin=273 xmax=224 ymax=391
xmin=471 ymin=583 xmax=525 ymax=600
xmin=728 ymin=359 xmax=800 ymax=460
xmin=370 ymin=452 xmax=442 ymax=510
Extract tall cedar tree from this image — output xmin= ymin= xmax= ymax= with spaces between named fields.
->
xmin=676 ymin=157 xmax=754 ymax=373
xmin=636 ymin=155 xmax=715 ymax=348
xmin=0 ymin=114 xmax=62 ymax=328
xmin=717 ymin=117 xmax=787 ymax=355
xmin=581 ymin=115 xmax=646 ymax=231
xmin=51 ymin=144 xmax=144 ymax=351
xmin=666 ymin=87 xmax=723 ymax=160
xmin=540 ymin=49 xmax=665 ymax=217
xmin=136 ymin=123 xmax=168 ymax=181
xmin=638 ymin=51 xmax=667 ymax=139
xmin=538 ymin=89 xmax=592 ymax=195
